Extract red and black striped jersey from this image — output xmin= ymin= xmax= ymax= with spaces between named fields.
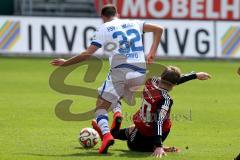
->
xmin=133 ymin=72 xmax=197 ymax=147
xmin=133 ymin=77 xmax=173 ymax=138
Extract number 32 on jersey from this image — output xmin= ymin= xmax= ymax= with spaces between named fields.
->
xmin=112 ymin=28 xmax=144 ymax=55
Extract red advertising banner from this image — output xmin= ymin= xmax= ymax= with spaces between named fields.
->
xmin=95 ymin=0 xmax=240 ymax=20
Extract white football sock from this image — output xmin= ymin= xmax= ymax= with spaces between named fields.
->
xmin=96 ymin=109 xmax=110 ymax=135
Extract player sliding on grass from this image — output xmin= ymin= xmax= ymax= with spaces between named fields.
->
xmin=92 ymin=66 xmax=211 ymax=158
xmin=51 ymin=4 xmax=164 ymax=153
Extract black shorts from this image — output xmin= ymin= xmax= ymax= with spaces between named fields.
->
xmin=127 ymin=127 xmax=170 ymax=152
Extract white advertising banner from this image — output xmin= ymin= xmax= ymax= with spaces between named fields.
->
xmin=144 ymin=20 xmax=215 ymax=57
xmin=0 ymin=16 xmax=238 ymax=58
xmin=216 ymin=21 xmax=240 ymax=58
xmin=0 ymin=16 xmax=102 ymax=55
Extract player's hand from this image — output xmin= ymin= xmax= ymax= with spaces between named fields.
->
xmin=152 ymin=147 xmax=167 ymax=158
xmin=196 ymin=72 xmax=211 ymax=80
xmin=50 ymin=58 xmax=66 ymax=66
xmin=147 ymin=54 xmax=155 ymax=64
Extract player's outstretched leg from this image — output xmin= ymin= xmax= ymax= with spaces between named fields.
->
xmin=96 ymin=109 xmax=114 ymax=153
xmin=92 ymin=111 xmax=123 ymax=141
xmin=95 ymin=97 xmax=114 ymax=154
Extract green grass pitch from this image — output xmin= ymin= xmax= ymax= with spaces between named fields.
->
xmin=0 ymin=57 xmax=239 ymax=160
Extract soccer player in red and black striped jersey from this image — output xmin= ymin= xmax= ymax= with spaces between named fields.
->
xmin=93 ymin=66 xmax=210 ymax=158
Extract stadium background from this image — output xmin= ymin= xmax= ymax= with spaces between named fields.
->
xmin=0 ymin=0 xmax=239 ymax=160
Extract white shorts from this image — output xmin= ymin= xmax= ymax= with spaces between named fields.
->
xmin=98 ymin=67 xmax=146 ymax=108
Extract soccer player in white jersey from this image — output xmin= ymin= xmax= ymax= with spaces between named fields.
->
xmin=51 ymin=4 xmax=164 ymax=154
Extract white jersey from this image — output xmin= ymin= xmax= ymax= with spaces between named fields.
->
xmin=91 ymin=19 xmax=145 ymax=69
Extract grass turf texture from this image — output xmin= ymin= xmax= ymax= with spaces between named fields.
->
xmin=0 ymin=57 xmax=239 ymax=160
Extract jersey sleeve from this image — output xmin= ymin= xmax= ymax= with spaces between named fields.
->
xmin=177 ymin=71 xmax=197 ymax=85
xmin=91 ymin=27 xmax=104 ymax=48
xmin=153 ymin=92 xmax=171 ymax=147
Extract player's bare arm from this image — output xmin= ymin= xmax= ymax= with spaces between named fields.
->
xmin=143 ymin=23 xmax=164 ymax=64
xmin=50 ymin=45 xmax=99 ymax=66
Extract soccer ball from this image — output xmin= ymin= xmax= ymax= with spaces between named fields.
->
xmin=78 ymin=128 xmax=99 ymax=148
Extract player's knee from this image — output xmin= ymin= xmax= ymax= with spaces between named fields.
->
xmin=96 ymin=96 xmax=112 ymax=110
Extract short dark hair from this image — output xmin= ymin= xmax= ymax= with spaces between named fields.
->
xmin=101 ymin=4 xmax=117 ymax=18
xmin=161 ymin=66 xmax=181 ymax=85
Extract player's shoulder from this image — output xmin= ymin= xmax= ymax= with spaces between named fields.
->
xmin=160 ymin=89 xmax=171 ymax=100
xmin=121 ymin=18 xmax=142 ymax=23
xmin=109 ymin=18 xmax=143 ymax=27
xmin=123 ymin=19 xmax=144 ymax=26
xmin=145 ymin=77 xmax=158 ymax=87
xmin=144 ymin=77 xmax=162 ymax=98
xmin=95 ymin=24 xmax=106 ymax=33
xmin=148 ymin=77 xmax=171 ymax=99
xmin=120 ymin=18 xmax=139 ymax=23
xmin=151 ymin=76 xmax=158 ymax=83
